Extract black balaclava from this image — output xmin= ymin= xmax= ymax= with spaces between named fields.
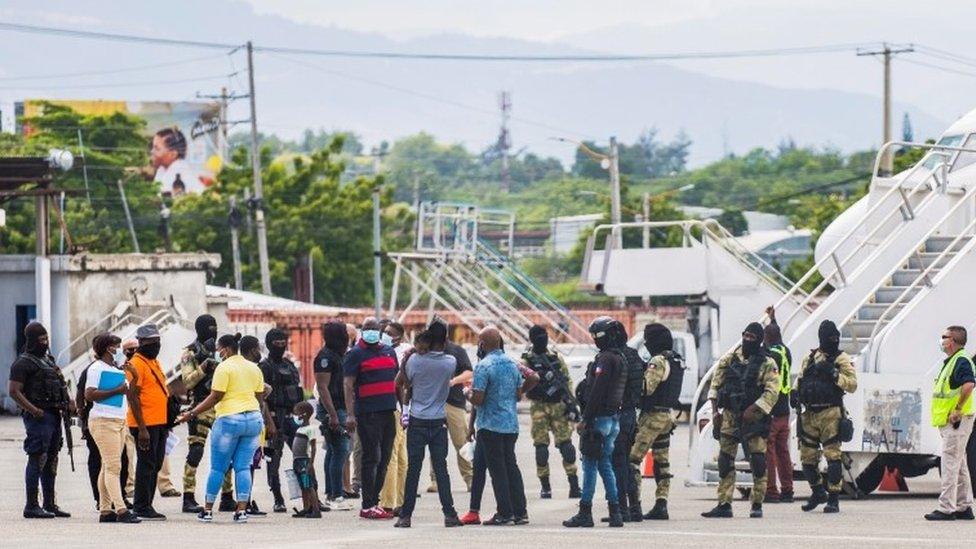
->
xmin=266 ymin=328 xmax=288 ymax=361
xmin=763 ymin=323 xmax=783 ymax=348
xmin=194 ymin=314 xmax=217 ymax=344
xmin=24 ymin=322 xmax=49 ymax=357
xmin=644 ymin=323 xmax=673 ymax=356
xmin=610 ymin=320 xmax=628 ymax=349
xmin=528 ymin=325 xmax=548 ymax=354
xmin=818 ymin=320 xmax=841 ymax=355
xmin=741 ymin=322 xmax=764 ymax=357
xmin=138 ymin=339 xmax=161 ymax=360
xmin=240 ymin=335 xmax=261 ymax=363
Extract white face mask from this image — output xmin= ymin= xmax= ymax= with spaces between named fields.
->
xmin=113 ymin=348 xmax=126 ymax=367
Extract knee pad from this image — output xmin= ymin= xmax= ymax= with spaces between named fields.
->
xmin=186 ymin=443 xmax=205 ymax=468
xmin=801 ymin=463 xmax=820 ymax=485
xmin=557 ymin=440 xmax=576 ymax=465
xmin=717 ymin=452 xmax=735 ymax=478
xmin=749 ymin=453 xmax=766 ymax=479
xmin=826 ymin=460 xmax=842 ymax=486
xmin=534 ymin=444 xmax=549 ymax=467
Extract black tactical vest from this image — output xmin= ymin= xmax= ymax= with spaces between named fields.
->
xmin=640 ymin=351 xmax=685 ymax=411
xmin=716 ymin=353 xmax=765 ymax=413
xmin=796 ymin=352 xmax=844 ymax=409
xmin=523 ymin=350 xmax=565 ymax=403
xmin=619 ymin=346 xmax=646 ymax=409
xmin=263 ymin=357 xmax=304 ymax=410
xmin=20 ymin=353 xmax=67 ymax=409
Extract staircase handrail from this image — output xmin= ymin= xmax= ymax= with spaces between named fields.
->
xmin=837 ymin=182 xmax=976 ymax=350
xmin=777 ymin=149 xmax=953 ymax=331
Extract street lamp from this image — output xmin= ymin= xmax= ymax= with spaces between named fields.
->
xmin=552 ymin=136 xmax=621 ymax=249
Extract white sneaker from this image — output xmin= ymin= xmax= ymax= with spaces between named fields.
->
xmin=328 ymin=497 xmax=354 ymax=511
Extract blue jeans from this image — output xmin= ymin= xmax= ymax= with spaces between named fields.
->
xmin=581 ymin=414 xmax=620 ymax=504
xmin=323 ymin=409 xmax=351 ymax=499
xmin=207 ymin=411 xmax=263 ymax=504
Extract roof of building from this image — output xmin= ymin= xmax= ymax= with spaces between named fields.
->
xmin=206 ymin=285 xmax=359 ymax=314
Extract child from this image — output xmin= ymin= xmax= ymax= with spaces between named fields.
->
xmin=291 ymin=401 xmax=321 ymax=518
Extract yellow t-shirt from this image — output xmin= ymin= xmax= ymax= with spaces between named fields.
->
xmin=212 ymin=354 xmax=264 ymax=417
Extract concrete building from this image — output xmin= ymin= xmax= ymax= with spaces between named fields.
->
xmin=0 ymin=253 xmax=220 ymax=411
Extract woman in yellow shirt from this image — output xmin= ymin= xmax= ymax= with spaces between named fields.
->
xmin=177 ymin=334 xmax=274 ymax=523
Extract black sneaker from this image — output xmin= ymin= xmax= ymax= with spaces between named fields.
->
xmin=135 ymin=509 xmax=167 ymax=521
xmin=197 ymin=510 xmax=213 ymax=523
xmin=444 ymin=515 xmax=463 ymax=527
xmin=779 ymin=492 xmax=794 ymax=504
xmin=955 ymin=508 xmax=975 ymax=520
xmin=482 ymin=514 xmax=514 ymax=526
xmin=924 ymin=510 xmax=956 ymax=521
xmin=394 ymin=516 xmax=411 ymax=528
xmin=273 ymin=502 xmax=287 ymax=513
xmin=750 ymin=503 xmax=763 ymax=518
xmin=43 ymin=505 xmax=71 ymax=518
xmin=116 ymin=511 xmax=142 ymax=524
xmin=99 ymin=513 xmax=117 ymax=523
xmin=247 ymin=501 xmax=267 ymax=516
xmin=233 ymin=510 xmax=248 ymax=523
xmin=513 ymin=514 xmax=529 ymax=525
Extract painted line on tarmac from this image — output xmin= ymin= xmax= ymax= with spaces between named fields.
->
xmin=531 ymin=528 xmax=940 ymax=544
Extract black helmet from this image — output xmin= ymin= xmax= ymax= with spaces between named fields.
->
xmin=589 ymin=316 xmax=616 ymax=351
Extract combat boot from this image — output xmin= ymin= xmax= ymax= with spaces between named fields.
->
xmin=182 ymin=493 xmax=203 ymax=514
xmin=540 ymin=476 xmax=552 ymax=499
xmin=607 ymin=502 xmax=624 ymax=527
xmin=568 ymin=474 xmax=581 ymax=499
xmin=824 ymin=493 xmax=840 ymax=514
xmin=701 ymin=502 xmax=732 ymax=518
xmin=801 ymin=486 xmax=828 ymax=512
xmin=628 ymin=493 xmax=644 ymax=522
xmin=643 ymin=498 xmax=668 ymax=520
xmin=749 ymin=503 xmax=763 ymax=518
xmin=563 ymin=502 xmax=594 ymax=528
xmin=218 ymin=491 xmax=236 ymax=512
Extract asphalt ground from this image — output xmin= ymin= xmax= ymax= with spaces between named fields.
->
xmin=0 ymin=411 xmax=967 ymax=548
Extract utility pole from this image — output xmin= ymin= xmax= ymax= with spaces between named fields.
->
xmin=116 ymin=179 xmax=140 ymax=253
xmin=498 ymin=91 xmax=512 ymax=192
xmin=858 ymin=43 xmax=914 ymax=176
xmin=158 ymin=199 xmax=172 ymax=252
xmin=642 ymin=192 xmax=651 ymax=308
xmin=228 ymin=196 xmax=243 ymax=290
xmin=372 ymin=186 xmax=383 ymax=319
xmin=246 ymin=41 xmax=272 ymax=294
xmin=608 ymin=136 xmax=622 ymax=249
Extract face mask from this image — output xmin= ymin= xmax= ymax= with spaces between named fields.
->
xmin=292 ymin=415 xmax=304 ymax=426
xmin=381 ymin=333 xmax=393 ymax=347
xmin=139 ymin=341 xmax=161 ymax=359
xmin=113 ymin=348 xmax=126 ymax=367
xmin=741 ymin=338 xmax=761 ymax=357
xmin=362 ymin=330 xmax=381 ymax=345
xmin=530 ymin=335 xmax=548 ymax=354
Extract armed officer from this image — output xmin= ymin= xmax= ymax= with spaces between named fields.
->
xmin=794 ymin=320 xmax=857 ymax=514
xmin=629 ymin=323 xmax=684 ymax=521
xmin=179 ymin=314 xmax=234 ymax=513
xmin=260 ymin=327 xmax=305 ymax=512
xmin=522 ymin=324 xmax=581 ymax=499
xmin=8 ymin=321 xmax=73 ymax=519
xmin=607 ymin=319 xmax=645 ymax=522
xmin=702 ymin=322 xmax=779 ymax=519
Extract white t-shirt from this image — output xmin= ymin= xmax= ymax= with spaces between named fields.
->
xmin=154 ymin=158 xmax=202 ymax=194
xmin=84 ymin=360 xmax=128 ymax=420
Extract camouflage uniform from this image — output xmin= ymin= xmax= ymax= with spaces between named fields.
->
xmin=708 ymin=348 xmax=780 ymax=505
xmin=523 ymin=348 xmax=578 ymax=479
xmin=795 ymin=350 xmax=857 ymax=493
xmin=629 ymin=354 xmax=676 ymax=501
xmin=180 ymin=346 xmax=232 ymax=495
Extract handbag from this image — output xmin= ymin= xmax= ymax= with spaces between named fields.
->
xmin=147 ymin=365 xmax=181 ymax=429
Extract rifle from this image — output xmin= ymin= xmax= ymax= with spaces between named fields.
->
xmin=56 ymin=368 xmax=75 ymax=472
xmin=531 ymin=353 xmax=582 ymax=422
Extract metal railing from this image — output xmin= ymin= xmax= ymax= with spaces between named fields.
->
xmin=582 ymin=218 xmax=800 ymax=301
xmin=835 ymin=181 xmax=976 ymax=356
xmin=776 ymin=146 xmax=955 ymax=331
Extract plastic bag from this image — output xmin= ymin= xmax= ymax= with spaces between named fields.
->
xmin=459 ymin=440 xmax=475 ymax=462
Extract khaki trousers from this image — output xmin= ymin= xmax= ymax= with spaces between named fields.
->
xmin=89 ymin=416 xmax=128 ymax=514
xmin=939 ymin=414 xmax=975 ymax=514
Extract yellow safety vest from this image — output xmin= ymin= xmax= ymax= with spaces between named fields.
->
xmin=768 ymin=345 xmax=791 ymax=395
xmin=932 ymin=349 xmax=974 ymax=427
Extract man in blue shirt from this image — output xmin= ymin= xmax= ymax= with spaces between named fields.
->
xmin=468 ymin=327 xmax=538 ymax=526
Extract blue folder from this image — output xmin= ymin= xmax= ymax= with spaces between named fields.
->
xmin=97 ymin=369 xmax=126 ymax=408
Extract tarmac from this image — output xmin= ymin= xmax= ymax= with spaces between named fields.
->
xmin=0 ymin=411 xmax=967 ymax=548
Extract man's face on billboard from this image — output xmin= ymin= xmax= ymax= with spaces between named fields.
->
xmin=150 ymin=134 xmax=179 ymax=169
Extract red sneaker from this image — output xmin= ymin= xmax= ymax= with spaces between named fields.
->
xmin=460 ymin=511 xmax=481 ymax=525
xmin=372 ymin=506 xmax=395 ymax=520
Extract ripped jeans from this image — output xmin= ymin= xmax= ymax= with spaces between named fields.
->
xmin=207 ymin=411 xmax=263 ymax=504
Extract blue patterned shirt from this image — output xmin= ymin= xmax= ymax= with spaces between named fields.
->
xmin=473 ymin=349 xmax=522 ymax=434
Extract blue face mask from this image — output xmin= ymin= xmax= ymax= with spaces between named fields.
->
xmin=292 ymin=415 xmax=304 ymax=426
xmin=113 ymin=348 xmax=126 ymax=367
xmin=381 ymin=333 xmax=393 ymax=347
xmin=362 ymin=329 xmax=381 ymax=345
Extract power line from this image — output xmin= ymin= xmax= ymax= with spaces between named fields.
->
xmin=0 ymin=73 xmax=237 ymax=90
xmin=0 ymin=53 xmax=228 ymax=82
xmin=0 ymin=21 xmax=882 ymax=63
xmin=901 ymin=56 xmax=976 ymax=79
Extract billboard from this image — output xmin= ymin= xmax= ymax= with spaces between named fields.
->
xmin=20 ymin=99 xmax=223 ymax=194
